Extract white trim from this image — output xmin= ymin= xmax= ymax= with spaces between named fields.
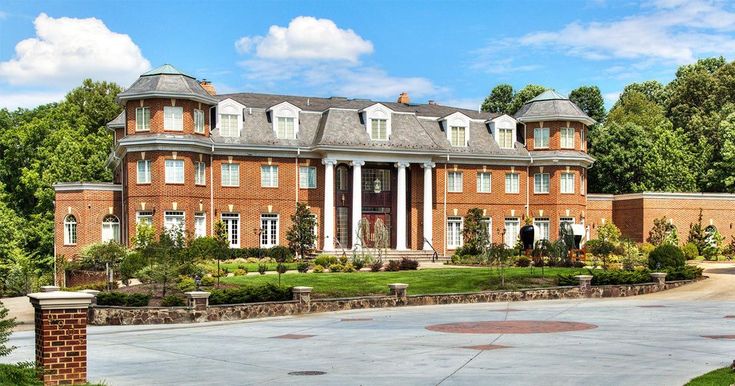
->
xmin=360 ymin=103 xmax=393 ymax=141
xmin=489 ymin=114 xmax=517 ymax=149
xmin=447 ymin=216 xmax=463 ymax=249
xmin=53 ymin=183 xmax=122 ymax=192
xmin=612 ymin=192 xmax=735 ymax=201
xmin=217 ymin=98 xmax=245 ymax=138
xmin=517 ymin=115 xmax=595 ymax=126
xmin=163 ymin=106 xmax=184 ymax=131
xmin=268 ymin=101 xmax=301 ymax=139
xmin=440 ymin=112 xmax=470 ymax=147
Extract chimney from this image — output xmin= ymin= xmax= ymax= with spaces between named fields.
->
xmin=200 ymin=79 xmax=216 ymax=96
xmin=397 ymin=92 xmax=410 ymax=104
xmin=428 ymin=100 xmax=436 ymax=105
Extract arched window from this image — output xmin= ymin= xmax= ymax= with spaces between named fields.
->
xmin=336 ymin=165 xmax=349 ymax=191
xmin=101 ymin=215 xmax=120 ymax=243
xmin=64 ymin=215 xmax=77 ymax=245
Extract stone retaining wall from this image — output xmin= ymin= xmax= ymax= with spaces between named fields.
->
xmin=88 ymin=278 xmax=698 ymax=326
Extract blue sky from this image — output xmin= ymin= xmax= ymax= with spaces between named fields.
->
xmin=1 ymin=0 xmax=734 ymax=110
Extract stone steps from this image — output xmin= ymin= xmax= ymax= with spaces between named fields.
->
xmin=312 ymin=249 xmax=449 ymax=262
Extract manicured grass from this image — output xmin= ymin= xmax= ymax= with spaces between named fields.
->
xmin=220 ymin=267 xmax=585 ymax=298
xmin=203 ymin=261 xmax=298 ymax=273
xmin=685 ymin=367 xmax=735 ymax=386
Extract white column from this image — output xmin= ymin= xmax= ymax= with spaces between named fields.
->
xmin=422 ymin=162 xmax=436 ymax=250
xmin=395 ymin=162 xmax=410 ymax=250
xmin=322 ymin=159 xmax=337 ymax=251
xmin=351 ymin=160 xmax=364 ymax=248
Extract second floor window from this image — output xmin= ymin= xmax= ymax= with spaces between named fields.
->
xmin=370 ymin=119 xmax=388 ymax=140
xmin=561 ymin=172 xmax=575 ymax=193
xmin=194 ymin=109 xmax=205 ymax=133
xmin=505 ymin=172 xmax=519 ymax=194
xmin=164 ymin=106 xmax=183 ymax=131
xmin=165 ymin=160 xmax=184 ymax=183
xmin=534 ymin=173 xmax=550 ymax=194
xmin=135 ymin=107 xmax=150 ymax=131
xmin=477 ymin=172 xmax=491 ymax=193
xmin=195 ymin=162 xmax=206 ymax=185
xmin=261 ymin=165 xmax=278 ymax=187
xmin=137 ymin=160 xmax=151 ymax=184
xmin=220 ymin=114 xmax=238 ymax=137
xmin=498 ymin=128 xmax=513 ymax=149
xmin=299 ymin=166 xmax=317 ymax=188
xmin=561 ymin=127 xmax=574 ymax=148
xmin=221 ymin=163 xmax=239 ymax=187
xmin=534 ymin=127 xmax=549 ymax=148
xmin=64 ymin=215 xmax=77 ymax=245
xmin=449 ymin=126 xmax=466 ymax=147
xmin=448 ymin=171 xmax=463 ymax=192
xmin=277 ymin=117 xmax=296 ymax=139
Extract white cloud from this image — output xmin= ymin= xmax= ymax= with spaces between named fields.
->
xmin=236 ymin=16 xmax=373 ymax=62
xmin=440 ymin=98 xmax=482 ymax=111
xmin=0 ymin=90 xmax=65 ymax=110
xmin=0 ymin=13 xmax=150 ymax=87
xmin=603 ymin=91 xmax=621 ymax=105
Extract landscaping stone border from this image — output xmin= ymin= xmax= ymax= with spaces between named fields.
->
xmin=87 ymin=276 xmax=701 ymax=326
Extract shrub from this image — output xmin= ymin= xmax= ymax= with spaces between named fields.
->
xmin=385 ymin=260 xmax=401 ymax=272
xmin=161 ymin=295 xmax=185 ymax=307
xmin=96 ymin=292 xmax=151 ymax=307
xmin=296 ymin=262 xmax=310 ymax=273
xmin=664 ymin=265 xmax=704 ymax=281
xmin=233 ymin=268 xmax=248 ymax=276
xmin=177 ymin=277 xmax=196 ymax=292
xmin=328 ymin=263 xmax=344 ymax=272
xmin=276 ymin=263 xmax=287 ymax=274
xmin=0 ymin=362 xmax=40 ymax=386
xmin=370 ymin=260 xmax=383 ymax=272
xmin=200 ymin=276 xmax=215 ymax=287
xmin=314 ymin=254 xmax=337 ymax=267
xmin=352 ymin=258 xmax=366 ymax=270
xmin=126 ymin=293 xmax=152 ymax=307
xmin=268 ymin=246 xmax=294 ymax=262
xmin=312 ymin=264 xmax=325 ymax=273
xmin=399 ymin=258 xmax=419 ymax=270
xmin=639 ymin=243 xmax=655 ymax=257
xmin=258 ymin=264 xmax=267 ymax=275
xmin=342 ymin=263 xmax=356 ymax=273
xmin=208 ymin=283 xmax=291 ymax=305
xmin=338 ymin=254 xmax=349 ymax=265
xmin=516 ymin=256 xmax=531 ymax=267
xmin=648 ymin=244 xmax=685 ymax=270
xmin=682 ymin=242 xmax=699 ymax=260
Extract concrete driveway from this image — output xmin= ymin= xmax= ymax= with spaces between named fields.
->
xmin=1 ymin=263 xmax=734 ymax=385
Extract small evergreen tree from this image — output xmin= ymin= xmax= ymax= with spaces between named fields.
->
xmin=213 ymin=221 xmax=230 ymax=287
xmin=687 ymin=209 xmax=706 ymax=254
xmin=463 ymin=208 xmax=489 ymax=256
xmin=597 ymin=222 xmax=621 ymax=244
xmin=0 ymin=301 xmax=15 ymax=357
xmin=647 ymin=217 xmax=679 ymax=246
xmin=286 ymin=203 xmax=316 ymax=259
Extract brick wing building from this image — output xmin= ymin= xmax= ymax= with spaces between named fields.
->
xmin=53 ymin=65 xmax=735 ymax=259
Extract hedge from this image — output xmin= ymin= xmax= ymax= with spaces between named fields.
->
xmin=557 ymin=266 xmax=702 ymax=286
xmin=225 ymin=246 xmax=294 ymax=261
xmin=208 ymin=283 xmax=292 ymax=305
xmin=96 ymin=292 xmax=151 ymax=307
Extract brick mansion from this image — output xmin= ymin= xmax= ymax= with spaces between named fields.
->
xmin=54 ymin=65 xmax=735 ymax=258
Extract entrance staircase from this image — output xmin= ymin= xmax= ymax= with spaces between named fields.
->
xmin=312 ymin=249 xmax=449 ymax=263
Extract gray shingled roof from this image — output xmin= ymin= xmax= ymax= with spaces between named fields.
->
xmin=117 ymin=64 xmax=218 ymax=105
xmin=107 ymin=111 xmax=125 ymax=128
xmin=514 ymin=90 xmax=595 ymax=125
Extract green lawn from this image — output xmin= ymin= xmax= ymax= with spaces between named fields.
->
xmin=203 ymin=261 xmax=298 ymax=273
xmin=219 ymin=267 xmax=585 ymax=298
xmin=685 ymin=367 xmax=735 ymax=386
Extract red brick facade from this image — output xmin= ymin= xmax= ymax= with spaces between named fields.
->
xmin=33 ymin=307 xmax=89 ymax=385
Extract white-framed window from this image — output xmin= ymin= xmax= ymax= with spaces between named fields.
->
xmin=194 ymin=213 xmax=206 ymax=238
xmin=165 ymin=159 xmax=184 ymax=184
xmin=194 ymin=109 xmax=205 ymax=134
xmin=483 ymin=217 xmax=493 ymax=243
xmin=164 ymin=211 xmax=185 ymax=233
xmin=581 ymin=172 xmax=586 ymax=196
xmin=222 ymin=213 xmax=240 ymax=248
xmin=63 ymin=214 xmax=77 ymax=245
xmin=219 ymin=114 xmax=239 ymax=137
xmin=448 ymin=171 xmax=463 ymax=193
xmin=299 ymin=166 xmax=317 ymax=189
xmin=560 ymin=217 xmax=575 ymax=227
xmin=136 ymin=211 xmax=153 ymax=225
xmin=221 ymin=163 xmax=240 ymax=187
xmin=449 ymin=126 xmax=466 ymax=147
xmin=504 ymin=218 xmax=520 ymax=248
xmin=581 ymin=127 xmax=586 ymax=148
xmin=260 ymin=214 xmax=279 ymax=248
xmin=561 ymin=127 xmax=574 ymax=148
xmin=534 ymin=127 xmax=549 ymax=148
xmin=505 ymin=172 xmax=519 ymax=194
xmin=137 ymin=160 xmax=151 ymax=184
xmin=276 ymin=116 xmax=296 ymax=139
xmin=101 ymin=215 xmax=120 ymax=243
xmin=194 ymin=162 xmax=206 ymax=186
xmin=561 ymin=172 xmax=575 ymax=194
xmin=164 ymin=106 xmax=183 ymax=131
xmin=370 ymin=119 xmax=388 ymax=141
xmin=447 ymin=216 xmax=463 ymax=249
xmin=261 ymin=165 xmax=278 ymax=187
xmin=477 ymin=172 xmax=491 ymax=193
xmin=534 ymin=218 xmax=550 ymax=241
xmin=534 ymin=173 xmax=550 ymax=194
xmin=336 ymin=166 xmax=349 ymax=190
xmin=498 ymin=128 xmax=514 ymax=149
xmin=135 ymin=107 xmax=150 ymax=131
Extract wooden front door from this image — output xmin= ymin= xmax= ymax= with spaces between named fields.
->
xmin=362 ymin=213 xmax=391 ymax=248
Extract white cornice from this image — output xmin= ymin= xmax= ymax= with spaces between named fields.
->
xmin=612 ymin=192 xmax=735 ymax=201
xmin=53 ymin=182 xmax=122 ymax=192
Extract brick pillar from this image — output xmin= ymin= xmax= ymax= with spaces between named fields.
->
xmin=389 ymin=283 xmax=409 ymax=304
xmin=185 ymin=291 xmax=210 ymax=311
xmin=574 ymin=275 xmax=593 ymax=296
xmin=28 ymin=291 xmax=94 ymax=386
xmin=650 ymin=272 xmax=667 ymax=288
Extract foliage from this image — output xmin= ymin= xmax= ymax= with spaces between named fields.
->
xmin=481 ymin=84 xmax=514 ymax=114
xmin=664 ymin=265 xmax=704 ymax=281
xmin=569 ymin=85 xmax=606 ymax=123
xmin=684 ymin=366 xmax=735 ymax=386
xmin=370 ymin=260 xmax=383 ymax=272
xmin=515 ymin=256 xmax=531 ymax=267
xmin=351 ymin=257 xmax=366 ymax=271
xmin=296 ymin=262 xmax=310 ymax=273
xmin=618 ymin=241 xmax=644 ymax=271
xmin=80 ymin=241 xmax=127 ymax=290
xmin=639 ymin=242 xmax=655 ymax=257
xmin=286 ymin=203 xmax=317 ymax=258
xmin=0 ymin=362 xmax=42 ymax=386
xmin=682 ymin=242 xmax=700 ymax=260
xmin=96 ymin=292 xmax=151 ymax=307
xmin=508 ymin=85 xmax=548 ymax=115
xmin=161 ymin=295 xmax=186 ymax=307
xmin=597 ymin=222 xmax=621 ymax=244
xmin=0 ymin=302 xmax=15 ymax=358
xmin=687 ymin=209 xmax=707 ymax=255
xmin=177 ymin=277 xmax=196 ymax=292
xmin=647 ymin=217 xmax=679 ymax=246
xmin=460 ymin=208 xmax=489 ymax=256
xmin=208 ymin=283 xmax=291 ymax=305
xmin=312 ymin=265 xmax=325 ymax=273
xmin=384 ymin=260 xmax=401 ymax=272
xmin=399 ymin=258 xmax=419 ymax=270
xmin=648 ymin=244 xmax=686 ymax=270
xmin=328 ymin=263 xmax=344 ymax=272
xmin=487 ymin=243 xmax=514 ymax=286
xmin=258 ymin=264 xmax=267 ymax=275
xmin=342 ymin=263 xmax=356 ymax=273
xmin=585 ymin=239 xmax=616 ymax=269
xmin=200 ymin=276 xmax=215 ymax=287
xmin=314 ymin=254 xmax=337 ymax=267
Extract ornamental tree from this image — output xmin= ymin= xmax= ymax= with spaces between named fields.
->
xmin=286 ymin=203 xmax=317 ymax=259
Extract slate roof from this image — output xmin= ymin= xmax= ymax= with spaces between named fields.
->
xmin=107 ymin=111 xmax=125 ymax=128
xmin=117 ymin=64 xmax=218 ymax=105
xmin=514 ymin=90 xmax=595 ymax=125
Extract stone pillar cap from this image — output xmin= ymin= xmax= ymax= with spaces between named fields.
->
xmin=650 ymin=272 xmax=667 ymax=277
xmin=292 ymin=286 xmax=313 ymax=293
xmin=28 ymin=291 xmax=94 ymax=310
xmin=41 ymin=285 xmax=60 ymax=292
xmin=388 ymin=283 xmax=409 ymax=289
xmin=78 ymin=289 xmax=101 ymax=295
xmin=184 ymin=291 xmax=211 ymax=299
xmin=574 ymin=275 xmax=593 ymax=280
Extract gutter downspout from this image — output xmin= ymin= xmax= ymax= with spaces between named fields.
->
xmin=210 ymin=142 xmax=215 ymax=236
xmin=527 ymin=150 xmax=533 ymax=220
xmin=296 ymin=148 xmax=300 ymax=204
xmin=443 ymin=153 xmax=448 ymax=258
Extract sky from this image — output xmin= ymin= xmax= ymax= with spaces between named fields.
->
xmin=0 ymin=0 xmax=734 ymax=111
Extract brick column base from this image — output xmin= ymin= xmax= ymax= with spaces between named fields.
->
xmin=28 ymin=291 xmax=93 ymax=386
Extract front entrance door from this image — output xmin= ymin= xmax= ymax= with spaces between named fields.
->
xmin=362 ymin=213 xmax=391 ymax=248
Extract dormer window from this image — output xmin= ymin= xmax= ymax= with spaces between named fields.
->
xmin=268 ymin=102 xmax=301 ymax=140
xmin=441 ymin=112 xmax=470 ymax=147
xmin=449 ymin=126 xmax=466 ymax=147
xmin=217 ymin=98 xmax=245 ymax=138
xmin=371 ymin=118 xmax=388 ymax=140
xmin=220 ymin=114 xmax=238 ymax=137
xmin=360 ymin=103 xmax=392 ymax=141
xmin=498 ymin=128 xmax=513 ymax=148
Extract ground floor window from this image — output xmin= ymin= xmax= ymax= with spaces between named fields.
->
xmin=221 ymin=213 xmax=239 ymax=248
xmin=261 ymin=214 xmax=279 ymax=248
xmin=336 ymin=207 xmax=349 ymax=247
xmin=504 ymin=218 xmax=520 ymax=248
xmin=136 ymin=211 xmax=153 ymax=225
xmin=447 ymin=217 xmax=462 ymax=249
xmin=194 ymin=213 xmax=206 ymax=238
xmin=64 ymin=214 xmax=77 ymax=245
xmin=482 ymin=217 xmax=493 ymax=243
xmin=164 ymin=211 xmax=185 ymax=233
xmin=101 ymin=215 xmax=120 ymax=243
xmin=534 ymin=218 xmax=550 ymax=241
